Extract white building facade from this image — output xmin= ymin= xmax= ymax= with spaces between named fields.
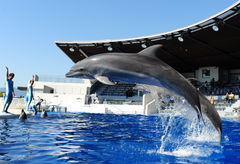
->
xmin=33 ymin=75 xmax=92 ymax=111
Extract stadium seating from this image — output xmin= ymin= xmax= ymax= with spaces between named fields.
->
xmin=97 ymin=83 xmax=137 ymax=97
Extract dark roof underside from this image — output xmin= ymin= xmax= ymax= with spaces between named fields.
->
xmin=56 ymin=2 xmax=240 ymax=72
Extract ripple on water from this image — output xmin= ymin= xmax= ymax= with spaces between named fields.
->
xmin=0 ymin=113 xmax=239 ymax=164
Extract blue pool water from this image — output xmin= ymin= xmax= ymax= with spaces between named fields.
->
xmin=0 ymin=113 xmax=239 ymax=164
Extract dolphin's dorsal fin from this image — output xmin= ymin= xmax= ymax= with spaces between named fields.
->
xmin=138 ymin=44 xmax=163 ymax=59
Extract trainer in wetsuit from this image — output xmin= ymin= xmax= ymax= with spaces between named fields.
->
xmin=31 ymin=98 xmax=44 ymax=115
xmin=2 ymin=67 xmax=15 ymax=113
xmin=35 ymin=98 xmax=44 ymax=110
xmin=25 ymin=76 xmax=34 ymax=111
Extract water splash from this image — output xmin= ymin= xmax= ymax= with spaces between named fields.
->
xmin=143 ymin=85 xmax=221 ymax=157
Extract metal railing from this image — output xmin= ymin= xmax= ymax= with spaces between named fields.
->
xmin=36 ymin=75 xmax=84 ymax=83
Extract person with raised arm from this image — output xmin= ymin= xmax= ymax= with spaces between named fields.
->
xmin=25 ymin=75 xmax=35 ymax=111
xmin=2 ymin=67 xmax=15 ymax=113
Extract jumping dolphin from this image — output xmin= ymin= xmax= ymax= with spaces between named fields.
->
xmin=66 ymin=44 xmax=222 ymax=136
xmin=19 ymin=109 xmax=27 ymax=120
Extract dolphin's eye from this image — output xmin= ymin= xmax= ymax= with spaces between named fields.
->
xmin=79 ymin=68 xmax=85 ymax=71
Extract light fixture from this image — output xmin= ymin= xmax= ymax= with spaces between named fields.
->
xmin=177 ymin=36 xmax=184 ymax=42
xmin=69 ymin=47 xmax=75 ymax=52
xmin=212 ymin=25 xmax=219 ymax=32
xmin=107 ymin=46 xmax=113 ymax=51
xmin=141 ymin=43 xmax=147 ymax=49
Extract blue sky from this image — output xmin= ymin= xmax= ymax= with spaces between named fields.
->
xmin=0 ymin=0 xmax=238 ymax=86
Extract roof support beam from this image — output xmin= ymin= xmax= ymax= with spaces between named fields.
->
xmin=185 ymin=35 xmax=227 ymax=53
xmin=79 ymin=48 xmax=88 ymax=58
xmin=225 ymin=22 xmax=240 ymax=32
xmin=185 ymin=35 xmax=240 ymax=60
xmin=160 ymin=47 xmax=197 ymax=70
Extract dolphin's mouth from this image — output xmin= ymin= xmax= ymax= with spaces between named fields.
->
xmin=66 ymin=70 xmax=79 ymax=77
xmin=66 ymin=70 xmax=94 ymax=79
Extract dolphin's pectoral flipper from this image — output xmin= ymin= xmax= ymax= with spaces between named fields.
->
xmin=94 ymin=75 xmax=116 ymax=85
xmin=195 ymin=105 xmax=205 ymax=125
xmin=195 ymin=105 xmax=201 ymax=120
xmin=194 ymin=104 xmax=202 ymax=119
xmin=195 ymin=92 xmax=206 ymax=124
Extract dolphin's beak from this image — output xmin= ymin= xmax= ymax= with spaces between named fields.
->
xmin=66 ymin=70 xmax=93 ymax=79
xmin=66 ymin=70 xmax=78 ymax=77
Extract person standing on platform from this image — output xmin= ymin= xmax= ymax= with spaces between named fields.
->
xmin=35 ymin=98 xmax=44 ymax=111
xmin=228 ymin=92 xmax=235 ymax=104
xmin=225 ymin=92 xmax=229 ymax=103
xmin=2 ymin=67 xmax=15 ymax=113
xmin=31 ymin=98 xmax=44 ymax=115
xmin=25 ymin=76 xmax=35 ymax=111
xmin=209 ymin=96 xmax=214 ymax=105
